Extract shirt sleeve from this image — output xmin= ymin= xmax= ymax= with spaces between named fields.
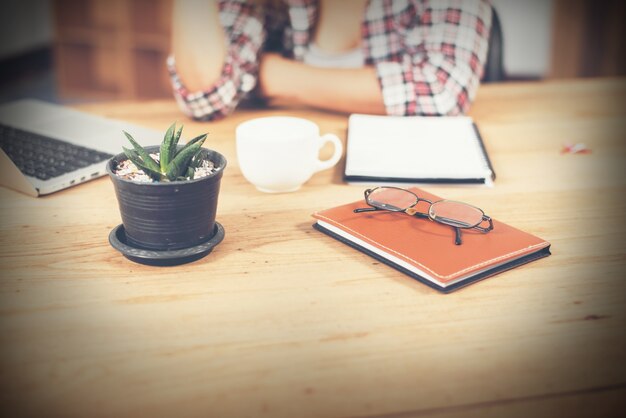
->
xmin=168 ymin=0 xmax=265 ymax=121
xmin=374 ymin=0 xmax=492 ymax=116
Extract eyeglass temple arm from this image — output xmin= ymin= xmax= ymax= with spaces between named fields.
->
xmin=353 ymin=189 xmax=378 ymax=213
xmin=353 ymin=207 xmax=378 ymax=213
xmin=454 ymin=227 xmax=462 ymax=245
xmin=474 ymin=215 xmax=494 ymax=233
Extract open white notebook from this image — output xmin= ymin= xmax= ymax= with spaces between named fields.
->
xmin=344 ymin=114 xmax=495 ymax=186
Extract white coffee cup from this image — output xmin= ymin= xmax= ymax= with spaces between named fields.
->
xmin=236 ymin=116 xmax=343 ymax=193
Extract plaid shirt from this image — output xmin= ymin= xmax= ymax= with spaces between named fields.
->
xmin=168 ymin=0 xmax=492 ymax=120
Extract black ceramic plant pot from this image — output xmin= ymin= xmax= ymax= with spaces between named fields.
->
xmin=107 ymin=146 xmax=227 ymax=251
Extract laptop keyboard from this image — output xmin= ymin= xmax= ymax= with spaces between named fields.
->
xmin=0 ymin=123 xmax=113 ymax=180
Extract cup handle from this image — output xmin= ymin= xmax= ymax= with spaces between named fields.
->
xmin=314 ymin=133 xmax=343 ymax=173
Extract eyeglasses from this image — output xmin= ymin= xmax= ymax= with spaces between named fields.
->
xmin=353 ymin=187 xmax=494 ymax=245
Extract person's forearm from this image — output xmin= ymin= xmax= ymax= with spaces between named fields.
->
xmin=172 ymin=0 xmax=225 ymax=92
xmin=259 ymin=53 xmax=386 ymax=115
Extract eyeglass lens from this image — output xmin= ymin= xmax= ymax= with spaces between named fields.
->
xmin=429 ymin=201 xmax=484 ymax=228
xmin=367 ymin=187 xmax=418 ymax=211
xmin=368 ymin=188 xmax=484 ymax=228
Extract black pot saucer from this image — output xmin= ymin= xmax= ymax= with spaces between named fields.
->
xmin=109 ymin=222 xmax=225 ymax=266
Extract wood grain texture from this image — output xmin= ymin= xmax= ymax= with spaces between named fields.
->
xmin=1 ymin=79 xmax=625 ymax=417
xmin=52 ymin=0 xmax=173 ymax=100
xmin=550 ymin=0 xmax=626 ymax=78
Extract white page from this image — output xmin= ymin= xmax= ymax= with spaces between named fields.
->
xmin=345 ymin=114 xmax=493 ymax=181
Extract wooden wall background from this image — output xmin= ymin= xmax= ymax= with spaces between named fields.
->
xmin=550 ymin=0 xmax=626 ymax=79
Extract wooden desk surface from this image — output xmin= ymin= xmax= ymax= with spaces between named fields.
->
xmin=1 ymin=79 xmax=625 ymax=417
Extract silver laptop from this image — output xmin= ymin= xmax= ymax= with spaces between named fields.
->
xmin=0 ymin=99 xmax=162 ymax=196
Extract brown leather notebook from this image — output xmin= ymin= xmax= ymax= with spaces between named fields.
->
xmin=312 ymin=188 xmax=551 ymax=293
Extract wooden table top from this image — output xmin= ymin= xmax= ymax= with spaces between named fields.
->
xmin=1 ymin=78 xmax=625 ymax=417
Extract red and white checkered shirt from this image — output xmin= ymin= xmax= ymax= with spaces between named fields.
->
xmin=168 ymin=0 xmax=492 ymax=120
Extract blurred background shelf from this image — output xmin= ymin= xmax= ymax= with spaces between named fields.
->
xmin=52 ymin=0 xmax=172 ymax=101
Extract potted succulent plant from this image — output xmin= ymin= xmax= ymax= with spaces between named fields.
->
xmin=106 ymin=123 xmax=227 ymax=265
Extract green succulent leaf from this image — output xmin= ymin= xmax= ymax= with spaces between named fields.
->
xmin=169 ymin=124 xmax=184 ymax=167
xmin=159 ymin=122 xmax=177 ymax=172
xmin=189 ymin=149 xmax=204 ymax=169
xmin=123 ymin=130 xmax=160 ymax=173
xmin=123 ymin=147 xmax=162 ymax=181
xmin=119 ymin=124 xmax=209 ymax=182
xmin=166 ymin=143 xmax=202 ymax=181
xmin=173 ymin=133 xmax=207 ymax=160
xmin=122 ymin=146 xmax=139 ymax=163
